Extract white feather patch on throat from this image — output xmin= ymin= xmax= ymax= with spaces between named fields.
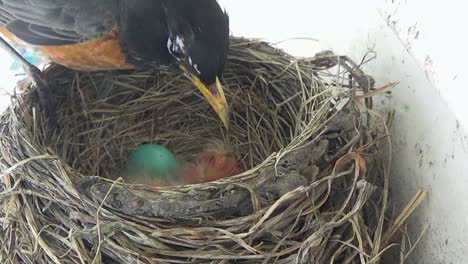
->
xmin=193 ymin=64 xmax=201 ymax=74
xmin=166 ymin=38 xmax=173 ymax=52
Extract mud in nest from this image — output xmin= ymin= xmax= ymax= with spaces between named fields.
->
xmin=0 ymin=38 xmax=424 ymax=263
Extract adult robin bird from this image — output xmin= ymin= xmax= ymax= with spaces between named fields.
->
xmin=0 ymin=0 xmax=230 ymax=126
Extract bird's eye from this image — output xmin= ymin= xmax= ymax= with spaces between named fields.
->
xmin=167 ymin=36 xmax=185 ymax=60
xmin=171 ymin=42 xmax=183 ymax=56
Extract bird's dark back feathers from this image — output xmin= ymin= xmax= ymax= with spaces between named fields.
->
xmin=0 ymin=0 xmax=119 ymax=45
xmin=119 ymin=0 xmax=172 ymax=66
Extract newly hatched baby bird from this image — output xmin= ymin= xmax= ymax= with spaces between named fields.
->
xmin=182 ymin=148 xmax=241 ymax=184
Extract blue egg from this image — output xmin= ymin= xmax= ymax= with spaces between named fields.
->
xmin=126 ymin=144 xmax=180 ymax=180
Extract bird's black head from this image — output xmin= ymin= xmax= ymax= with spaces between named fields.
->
xmin=163 ymin=0 xmax=230 ymax=127
xmin=163 ymin=0 xmax=229 ymax=84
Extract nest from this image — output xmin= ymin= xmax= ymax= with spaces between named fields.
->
xmin=0 ymin=38 xmax=423 ymax=263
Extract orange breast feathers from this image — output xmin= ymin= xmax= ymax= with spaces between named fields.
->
xmin=0 ymin=27 xmax=135 ymax=71
xmin=0 ymin=27 xmax=16 ymax=41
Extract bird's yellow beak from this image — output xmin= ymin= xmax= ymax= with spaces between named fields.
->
xmin=180 ymin=65 xmax=229 ymax=128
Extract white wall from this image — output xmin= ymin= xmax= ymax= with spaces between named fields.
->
xmin=220 ymin=1 xmax=467 ymax=262
xmin=1 ymin=1 xmax=466 ymax=262
xmin=222 ymin=0 xmax=468 ymax=263
xmin=0 ymin=48 xmax=19 ymax=112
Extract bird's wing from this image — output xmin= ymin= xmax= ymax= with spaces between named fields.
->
xmin=0 ymin=0 xmax=119 ymax=45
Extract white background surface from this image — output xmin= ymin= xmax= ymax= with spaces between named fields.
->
xmin=1 ymin=0 xmax=467 ymax=262
xmin=0 ymin=49 xmax=20 ymax=112
xmin=218 ymin=2 xmax=468 ymax=262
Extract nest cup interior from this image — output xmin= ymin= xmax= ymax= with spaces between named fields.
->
xmin=44 ymin=39 xmax=328 ymax=181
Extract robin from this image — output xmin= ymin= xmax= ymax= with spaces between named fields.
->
xmin=0 ymin=0 xmax=230 ymax=126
